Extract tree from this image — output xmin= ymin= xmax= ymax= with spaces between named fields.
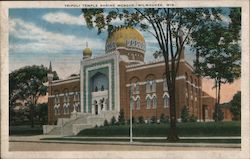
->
xmin=9 ymin=65 xmax=58 ymax=127
xmin=192 ymin=8 xmax=241 ymax=121
xmin=82 ymin=8 xmax=225 ymax=141
xmin=36 ymin=103 xmax=48 ymax=125
xmin=110 ymin=116 xmax=117 ymax=126
xmin=230 ymin=91 xmax=241 ymax=120
xmin=181 ymin=106 xmax=189 ymax=122
xmin=118 ymin=109 xmax=125 ymax=125
xmin=213 ymin=104 xmax=224 ymax=121
xmin=138 ymin=116 xmax=145 ymax=124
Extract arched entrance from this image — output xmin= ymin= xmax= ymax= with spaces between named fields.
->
xmin=90 ymin=72 xmax=109 ymax=115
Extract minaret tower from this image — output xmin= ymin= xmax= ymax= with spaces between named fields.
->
xmin=83 ymin=42 xmax=92 ymax=60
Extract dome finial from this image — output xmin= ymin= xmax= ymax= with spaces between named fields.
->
xmin=83 ymin=41 xmax=92 ymax=59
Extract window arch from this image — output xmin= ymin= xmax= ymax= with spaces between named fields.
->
xmin=146 ymin=79 xmax=156 ymax=93
xmin=135 ymin=81 xmax=140 ymax=94
xmin=146 ymin=97 xmax=151 ymax=109
xmin=163 ymin=94 xmax=169 ymax=108
xmin=152 ymin=96 xmax=157 ymax=109
xmin=63 ymin=89 xmax=70 ymax=114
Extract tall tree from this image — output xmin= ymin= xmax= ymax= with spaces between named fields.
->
xmin=82 ymin=8 xmax=223 ymax=141
xmin=9 ymin=65 xmax=59 ymax=127
xmin=192 ymin=8 xmax=241 ymax=121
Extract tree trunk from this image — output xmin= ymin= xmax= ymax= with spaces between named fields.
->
xmin=167 ymin=80 xmax=179 ymax=141
xmin=218 ymin=80 xmax=221 ymax=105
xmin=30 ymin=104 xmax=34 ymax=128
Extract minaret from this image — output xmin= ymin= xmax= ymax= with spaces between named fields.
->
xmin=83 ymin=41 xmax=92 ymax=60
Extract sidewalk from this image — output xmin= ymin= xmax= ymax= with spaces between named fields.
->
xmin=9 ymin=135 xmax=241 ymax=148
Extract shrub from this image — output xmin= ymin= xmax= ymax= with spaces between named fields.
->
xmin=160 ymin=114 xmax=169 ymax=123
xmin=189 ymin=115 xmax=197 ymax=122
xmin=110 ymin=116 xmax=116 ymax=126
xmin=118 ymin=109 xmax=126 ymax=125
xmin=103 ymin=119 xmax=109 ymax=126
xmin=230 ymin=91 xmax=241 ymax=120
xmin=181 ymin=106 xmax=189 ymax=122
xmin=138 ymin=116 xmax=145 ymax=124
xmin=150 ymin=116 xmax=157 ymax=124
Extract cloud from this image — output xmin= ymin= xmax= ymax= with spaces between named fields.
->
xmin=42 ymin=12 xmax=86 ymax=26
xmin=9 ymin=18 xmax=104 ymax=54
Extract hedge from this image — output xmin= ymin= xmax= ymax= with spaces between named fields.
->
xmin=77 ymin=121 xmax=240 ymax=137
xmin=9 ymin=125 xmax=43 ymax=136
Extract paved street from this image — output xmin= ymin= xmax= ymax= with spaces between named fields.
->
xmin=9 ymin=141 xmax=240 ymax=151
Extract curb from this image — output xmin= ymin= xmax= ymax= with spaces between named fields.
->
xmin=9 ymin=139 xmax=241 ymax=148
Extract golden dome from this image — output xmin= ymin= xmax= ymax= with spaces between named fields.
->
xmin=83 ymin=47 xmax=92 ymax=57
xmin=105 ymin=27 xmax=146 ymax=53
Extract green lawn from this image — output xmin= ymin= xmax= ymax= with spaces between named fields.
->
xmin=77 ymin=121 xmax=241 ymax=137
xmin=9 ymin=125 xmax=43 ymax=136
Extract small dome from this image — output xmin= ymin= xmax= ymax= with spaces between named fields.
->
xmin=83 ymin=47 xmax=92 ymax=57
xmin=105 ymin=27 xmax=146 ymax=54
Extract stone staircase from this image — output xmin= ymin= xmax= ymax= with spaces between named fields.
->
xmin=43 ymin=111 xmax=118 ymax=136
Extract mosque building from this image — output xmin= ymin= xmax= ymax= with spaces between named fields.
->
xmin=44 ymin=27 xmax=215 ymax=135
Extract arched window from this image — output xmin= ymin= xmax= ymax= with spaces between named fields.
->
xmin=91 ymin=72 xmax=108 ymax=92
xmin=64 ymin=106 xmax=69 ymax=114
xmin=146 ymin=97 xmax=151 ymax=109
xmin=54 ymin=107 xmax=58 ymax=115
xmin=152 ymin=80 xmax=156 ymax=92
xmin=136 ymin=98 xmax=140 ymax=110
xmin=163 ymin=94 xmax=169 ymax=108
xmin=135 ymin=81 xmax=140 ymax=94
xmin=63 ymin=91 xmax=69 ymax=104
xmin=152 ymin=96 xmax=157 ymax=109
xmin=146 ymin=79 xmax=156 ymax=93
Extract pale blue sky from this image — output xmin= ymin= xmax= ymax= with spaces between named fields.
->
xmin=9 ymin=8 xmax=230 ymax=79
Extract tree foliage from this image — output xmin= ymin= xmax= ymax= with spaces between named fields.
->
xmin=230 ymin=91 xmax=241 ymax=120
xmin=9 ymin=65 xmax=58 ymax=127
xmin=192 ymin=8 xmax=241 ymax=108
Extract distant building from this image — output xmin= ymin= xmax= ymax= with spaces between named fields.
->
xmin=44 ymin=27 xmax=216 ymax=135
